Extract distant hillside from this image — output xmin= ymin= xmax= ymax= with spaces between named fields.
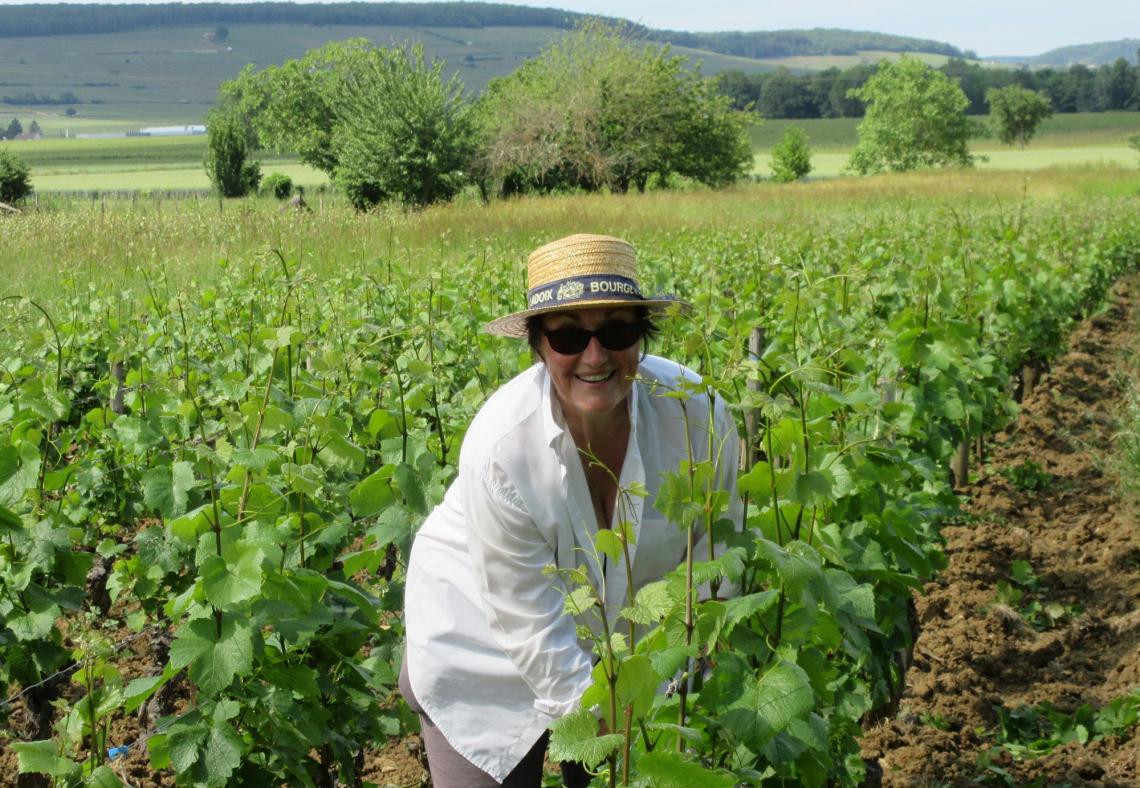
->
xmin=0 ymin=2 xmax=594 ymax=38
xmin=993 ymin=39 xmax=1140 ymax=68
xmin=0 ymin=3 xmax=965 ymax=64
xmin=1028 ymin=39 xmax=1140 ymax=67
xmin=652 ymin=28 xmax=963 ymax=60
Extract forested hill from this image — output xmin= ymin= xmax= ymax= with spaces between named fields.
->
xmin=0 ymin=2 xmax=594 ymax=37
xmin=1020 ymin=39 xmax=1140 ymax=67
xmin=0 ymin=1 xmax=964 ymax=61
xmin=651 ymin=28 xmax=963 ymax=60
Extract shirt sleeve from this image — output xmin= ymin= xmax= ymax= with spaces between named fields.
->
xmin=463 ymin=458 xmax=593 ymax=719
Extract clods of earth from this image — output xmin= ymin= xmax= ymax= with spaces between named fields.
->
xmin=861 ymin=278 xmax=1140 ymax=786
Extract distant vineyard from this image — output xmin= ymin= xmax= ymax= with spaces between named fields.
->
xmin=2 ymin=197 xmax=1140 ymax=784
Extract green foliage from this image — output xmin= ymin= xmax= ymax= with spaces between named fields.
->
xmin=1000 ymin=460 xmax=1052 ymax=491
xmin=3 ymin=198 xmax=1140 ymax=785
xmin=1130 ymin=132 xmax=1140 ymax=165
xmin=330 ymin=42 xmax=476 ymax=209
xmin=987 ymin=85 xmax=1054 ymax=149
xmin=848 ymin=56 xmax=975 ymax=174
xmin=770 ymin=126 xmax=813 ymax=182
xmin=0 ymin=148 xmax=33 ymax=203
xmin=991 ymin=559 xmax=1078 ymax=631
xmin=4 ymin=117 xmax=22 ymax=140
xmin=221 ymin=41 xmax=352 ymax=175
xmin=987 ymin=691 xmax=1140 ymax=760
xmin=203 ymin=108 xmax=260 ymax=198
xmin=224 ymin=39 xmax=475 ymax=210
xmin=475 ymin=22 xmax=752 ymax=196
xmin=260 ymin=172 xmax=293 ymax=200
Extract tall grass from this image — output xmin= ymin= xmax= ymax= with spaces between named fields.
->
xmin=5 ymin=168 xmax=1140 ymax=307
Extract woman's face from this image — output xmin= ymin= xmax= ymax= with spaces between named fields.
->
xmin=538 ymin=307 xmax=641 ymax=426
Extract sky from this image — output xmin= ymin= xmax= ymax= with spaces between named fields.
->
xmin=0 ymin=0 xmax=1135 ymax=57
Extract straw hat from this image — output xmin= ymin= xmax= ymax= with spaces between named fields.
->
xmin=485 ymin=234 xmax=689 ymax=337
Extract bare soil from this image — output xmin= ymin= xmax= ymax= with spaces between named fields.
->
xmin=861 ymin=278 xmax=1140 ymax=785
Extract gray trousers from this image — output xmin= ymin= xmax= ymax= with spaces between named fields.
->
xmin=398 ymin=659 xmax=591 ymax=787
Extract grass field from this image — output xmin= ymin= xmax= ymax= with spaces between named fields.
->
xmin=759 ymin=49 xmax=967 ymax=72
xmin=750 ymin=111 xmax=1140 ymax=150
xmin=3 ymin=107 xmax=1136 ymax=192
xmin=5 ymin=167 xmax=1140 ymax=304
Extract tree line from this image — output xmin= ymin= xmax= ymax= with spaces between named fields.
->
xmin=656 ymin=28 xmax=963 ymax=61
xmin=0 ymin=2 xmax=595 ymax=39
xmin=721 ymin=56 xmax=1140 ymax=119
xmin=207 ymin=23 xmax=753 ymax=208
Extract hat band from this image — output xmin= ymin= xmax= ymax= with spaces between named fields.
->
xmin=527 ymin=274 xmax=643 ymax=309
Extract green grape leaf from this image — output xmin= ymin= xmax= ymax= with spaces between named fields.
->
xmin=0 ymin=502 xmax=22 ymax=532
xmin=563 ymin=584 xmax=597 ymax=617
xmin=201 ymin=543 xmax=265 ymax=607
xmin=12 ymin=740 xmax=77 ymax=777
xmin=202 ymin=705 xmax=243 ymax=786
xmin=636 ymin=750 xmax=736 ymax=788
xmin=620 ymin=580 xmax=674 ymax=624
xmin=594 ymin=529 xmax=623 ymax=563
xmin=615 ymin=654 xmax=658 ymax=719
xmin=547 ymin=708 xmax=623 ymax=768
xmin=350 ymin=465 xmax=395 ymax=518
xmin=393 ymin=462 xmax=427 ymax=514
xmin=721 ymin=661 xmax=814 ymax=750
xmin=262 ymin=664 xmax=321 ymax=698
xmin=318 ymin=432 xmax=365 ymax=472
xmin=170 ymin=616 xmax=254 ymax=696
xmin=143 ymin=461 xmax=195 ymax=519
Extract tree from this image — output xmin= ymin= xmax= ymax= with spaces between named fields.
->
xmin=986 ymin=85 xmax=1053 ymax=149
xmin=474 ymin=22 xmax=752 ymax=196
xmin=4 ymin=118 xmax=22 ymax=140
xmin=220 ymin=39 xmax=474 ymax=210
xmin=0 ymin=148 xmax=32 ymax=204
xmin=28 ymin=120 xmax=41 ymax=135
xmin=213 ymin=25 xmax=229 ymax=43
xmin=328 ymin=42 xmax=476 ymax=209
xmin=770 ymin=126 xmax=812 ymax=182
xmin=203 ymin=108 xmax=260 ymax=198
xmin=847 ymin=56 xmax=974 ymax=174
xmin=1102 ymin=57 xmax=1138 ymax=110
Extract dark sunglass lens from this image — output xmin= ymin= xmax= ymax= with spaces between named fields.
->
xmin=598 ymin=321 xmax=641 ymax=351
xmin=544 ymin=321 xmax=642 ymax=354
xmin=545 ymin=326 xmax=591 ymax=354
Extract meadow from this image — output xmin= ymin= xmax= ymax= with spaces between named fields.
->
xmin=1 ymin=109 xmax=1133 ymax=193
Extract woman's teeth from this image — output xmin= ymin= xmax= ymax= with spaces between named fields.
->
xmin=576 ymin=372 xmax=613 ymax=382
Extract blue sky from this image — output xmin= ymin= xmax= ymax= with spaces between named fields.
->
xmin=0 ymin=0 xmax=1134 ymax=57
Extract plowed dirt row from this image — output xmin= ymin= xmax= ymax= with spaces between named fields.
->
xmin=861 ymin=278 xmax=1140 ymax=786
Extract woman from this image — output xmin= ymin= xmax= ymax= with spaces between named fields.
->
xmin=400 ymin=234 xmax=740 ymax=786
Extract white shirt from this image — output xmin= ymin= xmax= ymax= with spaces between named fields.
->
xmin=403 ymin=354 xmax=741 ymax=781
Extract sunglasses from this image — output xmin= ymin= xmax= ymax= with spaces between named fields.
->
xmin=543 ymin=320 xmax=643 ymax=355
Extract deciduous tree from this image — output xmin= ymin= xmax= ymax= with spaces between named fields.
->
xmin=474 ymin=22 xmax=752 ymax=196
xmin=220 ymin=40 xmax=474 ymax=210
xmin=770 ymin=126 xmax=812 ymax=182
xmin=329 ymin=42 xmax=475 ymax=209
xmin=203 ymin=108 xmax=261 ymax=198
xmin=847 ymin=56 xmax=974 ymax=174
xmin=0 ymin=148 xmax=32 ymax=204
xmin=986 ymin=85 xmax=1053 ymax=149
